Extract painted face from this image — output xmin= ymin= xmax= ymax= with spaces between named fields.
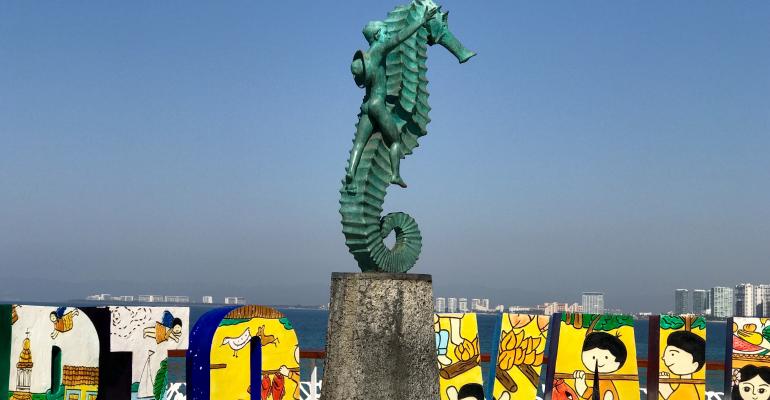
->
xmin=49 ymin=313 xmax=57 ymax=322
xmin=739 ymin=375 xmax=770 ymax=400
xmin=662 ymin=345 xmax=699 ymax=376
xmin=172 ymin=324 xmax=183 ymax=335
xmin=582 ymin=348 xmax=621 ymax=373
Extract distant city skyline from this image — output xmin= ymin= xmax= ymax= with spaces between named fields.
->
xmin=672 ymin=283 xmax=770 ymax=318
xmin=84 ymin=293 xmax=245 ymax=305
xmin=434 ymin=291 xmax=607 ymax=315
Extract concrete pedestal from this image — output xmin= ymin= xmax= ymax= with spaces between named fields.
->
xmin=320 ymin=272 xmax=439 ymax=400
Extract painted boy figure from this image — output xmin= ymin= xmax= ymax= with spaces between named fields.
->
xmin=573 ymin=332 xmax=628 ymax=400
xmin=143 ymin=310 xmax=183 ymax=344
xmin=659 ymin=331 xmax=706 ymax=400
xmin=49 ymin=307 xmax=79 ymax=339
xmin=346 ymin=5 xmax=439 ymax=190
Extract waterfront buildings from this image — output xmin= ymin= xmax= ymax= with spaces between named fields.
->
xmin=674 ymin=289 xmax=691 ymax=314
xmin=755 ymin=285 xmax=770 ymax=316
xmin=85 ymin=294 xmax=113 ymax=301
xmin=711 ymin=286 xmax=734 ymax=318
xmin=446 ymin=298 xmax=457 ymax=313
xmin=672 ymin=284 xmax=770 ymax=318
xmin=735 ymin=283 xmax=755 ymax=317
xmin=435 ymin=297 xmax=446 ymax=313
xmin=471 ymin=298 xmax=490 ymax=312
xmin=543 ymin=302 xmax=582 ymax=315
xmin=581 ymin=292 xmax=605 ymax=314
xmin=224 ymin=297 xmax=245 ymax=305
xmin=692 ymin=289 xmax=709 ymax=315
xmin=202 ymin=296 xmax=214 ymax=304
xmin=458 ymin=298 xmax=468 ymax=313
xmin=135 ymin=295 xmax=165 ymax=303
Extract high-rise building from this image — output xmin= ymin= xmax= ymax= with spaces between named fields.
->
xmin=458 ymin=298 xmax=469 ymax=313
xmin=711 ymin=287 xmax=734 ymax=318
xmin=755 ymin=285 xmax=770 ymax=317
xmin=447 ymin=298 xmax=458 ymax=313
xmin=164 ymin=295 xmax=190 ymax=303
xmin=202 ymin=296 xmax=214 ymax=304
xmin=470 ymin=298 xmax=489 ymax=312
xmin=675 ymin=289 xmax=691 ymax=314
xmin=146 ymin=295 xmax=164 ymax=303
xmin=435 ymin=297 xmax=446 ymax=313
xmin=543 ymin=302 xmax=582 ymax=315
xmin=692 ymin=290 xmax=708 ymax=315
xmin=705 ymin=290 xmax=711 ymax=314
xmin=736 ymin=283 xmax=755 ymax=317
xmin=86 ymin=293 xmax=112 ymax=301
xmin=581 ymin=292 xmax=605 ymax=314
xmin=224 ymin=297 xmax=245 ymax=305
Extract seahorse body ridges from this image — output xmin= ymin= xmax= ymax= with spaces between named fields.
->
xmin=340 ymin=1 xmax=435 ymax=273
xmin=339 ymin=131 xmax=422 ymax=273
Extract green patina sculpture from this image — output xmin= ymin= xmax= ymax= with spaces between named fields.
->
xmin=340 ymin=0 xmax=475 ymax=273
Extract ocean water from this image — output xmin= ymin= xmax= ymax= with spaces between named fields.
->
xmin=190 ymin=307 xmax=730 ymax=394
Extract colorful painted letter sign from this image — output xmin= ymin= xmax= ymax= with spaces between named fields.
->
xmin=1 ymin=306 xmax=750 ymax=400
xmin=492 ymin=314 xmax=549 ymax=400
xmin=730 ymin=317 xmax=770 ymax=400
xmin=1 ymin=304 xmax=298 ymax=400
xmin=435 ymin=313 xmax=485 ymax=400
xmin=548 ymin=313 xmax=640 ymax=400
xmin=8 ymin=305 xmax=101 ymax=400
xmin=657 ymin=315 xmax=707 ymax=400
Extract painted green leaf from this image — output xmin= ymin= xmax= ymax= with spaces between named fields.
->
xmin=660 ymin=315 xmax=685 ymax=330
xmin=154 ymin=358 xmax=168 ymax=400
xmin=594 ymin=315 xmax=635 ymax=331
xmin=279 ymin=317 xmax=293 ymax=330
xmin=219 ymin=318 xmax=250 ymax=327
xmin=691 ymin=317 xmax=707 ymax=330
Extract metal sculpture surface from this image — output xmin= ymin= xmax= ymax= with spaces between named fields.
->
xmin=340 ymin=0 xmax=475 ymax=273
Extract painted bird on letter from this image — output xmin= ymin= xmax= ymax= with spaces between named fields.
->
xmin=221 ymin=327 xmax=252 ymax=357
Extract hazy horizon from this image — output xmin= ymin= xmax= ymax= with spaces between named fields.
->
xmin=2 ymin=1 xmax=769 ymax=313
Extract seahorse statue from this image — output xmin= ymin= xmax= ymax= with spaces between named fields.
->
xmin=340 ymin=0 xmax=475 ymax=273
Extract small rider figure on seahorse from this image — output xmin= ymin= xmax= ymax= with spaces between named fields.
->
xmin=345 ymin=5 xmax=439 ymax=190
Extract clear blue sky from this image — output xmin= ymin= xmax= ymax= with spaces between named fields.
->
xmin=1 ymin=1 xmax=768 ymax=312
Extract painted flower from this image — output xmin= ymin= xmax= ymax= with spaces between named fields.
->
xmin=454 ymin=337 xmax=480 ymax=362
xmin=537 ymin=316 xmax=550 ymax=332
xmin=509 ymin=314 xmax=534 ymax=329
xmin=498 ymin=329 xmax=544 ymax=370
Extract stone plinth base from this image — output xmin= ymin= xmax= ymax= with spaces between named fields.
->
xmin=320 ymin=272 xmax=439 ymax=400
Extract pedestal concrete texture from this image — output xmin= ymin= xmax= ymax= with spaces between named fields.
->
xmin=321 ymin=272 xmax=439 ymax=400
